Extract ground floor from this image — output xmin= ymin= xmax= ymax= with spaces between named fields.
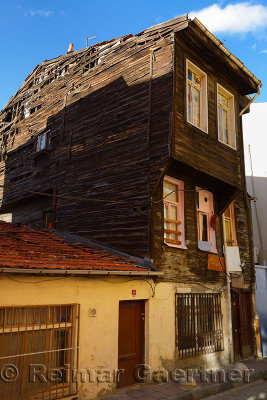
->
xmin=100 ymin=359 xmax=267 ymax=400
xmin=0 ymin=275 xmax=255 ymax=400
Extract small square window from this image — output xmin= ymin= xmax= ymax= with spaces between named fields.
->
xmin=186 ymin=60 xmax=208 ymax=133
xmin=36 ymin=132 xmax=48 ymax=152
xmin=217 ymin=84 xmax=236 ymax=149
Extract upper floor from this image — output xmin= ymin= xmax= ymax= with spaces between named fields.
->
xmin=0 ymin=16 xmax=261 ymax=274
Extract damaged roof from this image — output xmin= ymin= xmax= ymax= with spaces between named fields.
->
xmin=0 ymin=221 xmax=156 ymax=275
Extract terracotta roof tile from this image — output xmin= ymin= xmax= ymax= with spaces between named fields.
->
xmin=0 ymin=221 xmax=151 ymax=272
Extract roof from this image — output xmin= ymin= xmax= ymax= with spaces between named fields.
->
xmin=0 ymin=14 xmax=261 ymax=118
xmin=0 ymin=221 xmax=156 ymax=275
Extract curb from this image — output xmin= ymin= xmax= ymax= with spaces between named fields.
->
xmin=165 ymin=370 xmax=267 ymax=400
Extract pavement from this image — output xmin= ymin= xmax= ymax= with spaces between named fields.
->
xmin=204 ymin=379 xmax=267 ymax=399
xmin=98 ymin=359 xmax=267 ymax=400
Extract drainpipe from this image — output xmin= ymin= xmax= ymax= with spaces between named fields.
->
xmin=239 ymin=85 xmax=261 ymax=116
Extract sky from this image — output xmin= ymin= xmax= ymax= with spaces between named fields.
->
xmin=0 ymin=0 xmax=267 ymax=110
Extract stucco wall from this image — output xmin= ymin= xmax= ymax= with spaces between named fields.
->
xmin=243 ymin=102 xmax=267 ymax=264
xmin=0 ymin=275 xmax=229 ymax=399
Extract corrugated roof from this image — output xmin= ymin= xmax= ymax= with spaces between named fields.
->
xmin=0 ymin=221 xmax=152 ymax=273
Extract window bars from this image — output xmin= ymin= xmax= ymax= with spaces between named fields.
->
xmin=175 ymin=293 xmax=223 ymax=359
xmin=0 ymin=304 xmax=79 ymax=400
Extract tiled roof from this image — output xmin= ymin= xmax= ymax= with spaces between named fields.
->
xmin=0 ymin=221 xmax=151 ymax=272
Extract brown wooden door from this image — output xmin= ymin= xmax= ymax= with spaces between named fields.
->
xmin=231 ymin=291 xmax=242 ymax=360
xmin=231 ymin=291 xmax=254 ymax=361
xmin=118 ymin=300 xmax=145 ymax=388
xmin=239 ymin=292 xmax=254 ymax=358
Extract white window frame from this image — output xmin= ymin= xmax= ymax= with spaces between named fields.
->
xmin=217 ymin=84 xmax=236 ymax=149
xmin=163 ymin=176 xmax=186 ymax=249
xmin=186 ymin=59 xmax=208 ymax=133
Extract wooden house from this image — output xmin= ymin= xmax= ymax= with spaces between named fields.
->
xmin=0 ymin=15 xmax=262 ymax=400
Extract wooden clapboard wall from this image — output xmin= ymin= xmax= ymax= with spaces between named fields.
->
xmin=0 ymin=17 xmax=258 ymax=280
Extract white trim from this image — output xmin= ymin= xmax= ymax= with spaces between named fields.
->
xmin=186 ymin=59 xmax=208 ymax=134
xmin=217 ymin=84 xmax=236 ymax=150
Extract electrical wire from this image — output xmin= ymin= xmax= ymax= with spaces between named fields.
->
xmin=0 ymin=183 xmax=136 ymax=207
xmin=152 ymin=188 xmax=206 ymax=204
xmin=0 ymin=183 xmax=206 ymax=207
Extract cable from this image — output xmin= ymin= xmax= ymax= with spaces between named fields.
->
xmin=0 ymin=183 xmax=136 ymax=207
xmin=152 ymin=187 xmax=206 ymax=204
xmin=0 ymin=183 xmax=206 ymax=207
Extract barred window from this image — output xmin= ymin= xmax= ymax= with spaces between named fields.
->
xmin=175 ymin=293 xmax=223 ymax=359
xmin=0 ymin=304 xmax=79 ymax=400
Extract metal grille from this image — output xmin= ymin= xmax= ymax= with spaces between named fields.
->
xmin=175 ymin=293 xmax=223 ymax=359
xmin=0 ymin=304 xmax=79 ymax=400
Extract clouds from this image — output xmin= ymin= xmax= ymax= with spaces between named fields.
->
xmin=189 ymin=2 xmax=267 ymax=34
xmin=24 ymin=9 xmax=54 ymax=18
xmin=260 ymin=49 xmax=267 ymax=54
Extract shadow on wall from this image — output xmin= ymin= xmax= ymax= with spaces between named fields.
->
xmin=246 ymin=176 xmax=267 ymax=264
xmin=0 ymin=72 xmax=173 ymax=257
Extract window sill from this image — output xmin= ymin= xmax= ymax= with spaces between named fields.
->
xmin=31 ymin=148 xmax=50 ymax=159
xmin=186 ymin=121 xmax=208 ymax=136
xmin=164 ymin=241 xmax=187 ymax=250
xmin=218 ymin=139 xmax=237 ymax=151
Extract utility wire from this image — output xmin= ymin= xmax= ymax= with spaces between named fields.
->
xmin=0 ymin=183 xmax=206 ymax=206
xmin=0 ymin=183 xmax=135 ymax=207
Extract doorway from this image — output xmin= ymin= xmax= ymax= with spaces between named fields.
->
xmin=118 ymin=300 xmax=145 ymax=388
xmin=231 ymin=291 xmax=254 ymax=360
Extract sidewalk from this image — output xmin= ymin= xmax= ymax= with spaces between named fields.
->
xmin=98 ymin=359 xmax=267 ymax=400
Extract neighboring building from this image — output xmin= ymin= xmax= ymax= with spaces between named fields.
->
xmin=243 ymin=102 xmax=267 ymax=357
xmin=0 ymin=15 xmax=262 ymax=400
xmin=0 ymin=221 xmax=161 ymax=399
xmin=243 ymin=102 xmax=267 ymax=265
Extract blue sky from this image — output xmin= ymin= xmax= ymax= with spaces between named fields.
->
xmin=0 ymin=0 xmax=267 ymax=110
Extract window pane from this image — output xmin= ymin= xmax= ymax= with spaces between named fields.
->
xmin=188 ymin=83 xmax=192 ymax=123
xmin=163 ymin=181 xmax=178 ymax=203
xmin=200 ymin=213 xmax=208 ymax=241
xmin=218 ymin=105 xmax=222 ymax=141
xmin=194 ymin=88 xmax=200 ymax=127
xmin=222 ymin=108 xmax=229 ymax=144
xmin=164 ymin=203 xmax=168 ymax=238
xmin=225 ymin=218 xmax=233 ymax=246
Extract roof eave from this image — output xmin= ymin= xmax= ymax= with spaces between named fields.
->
xmin=0 ymin=267 xmax=162 ymax=276
xmin=192 ymin=18 xmax=262 ymax=91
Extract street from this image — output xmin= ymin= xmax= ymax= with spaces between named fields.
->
xmin=204 ymin=380 xmax=267 ymax=400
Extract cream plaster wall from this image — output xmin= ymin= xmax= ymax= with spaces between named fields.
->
xmin=0 ymin=275 xmax=230 ymax=399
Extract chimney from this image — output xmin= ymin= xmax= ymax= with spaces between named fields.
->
xmin=67 ymin=43 xmax=74 ymax=54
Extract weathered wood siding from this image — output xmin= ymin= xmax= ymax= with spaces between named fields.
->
xmin=0 ymin=32 xmax=175 ymax=257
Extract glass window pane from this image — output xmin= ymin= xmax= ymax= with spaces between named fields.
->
xmin=170 ymin=205 xmax=177 ymax=220
xmin=194 ymin=88 xmax=200 ymax=127
xmin=200 ymin=213 xmax=208 ymax=241
xmin=218 ymin=105 xmax=222 ymax=141
xmin=163 ymin=181 xmax=178 ymax=203
xmin=188 ymin=83 xmax=192 ymax=123
xmin=225 ymin=218 xmax=233 ymax=246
